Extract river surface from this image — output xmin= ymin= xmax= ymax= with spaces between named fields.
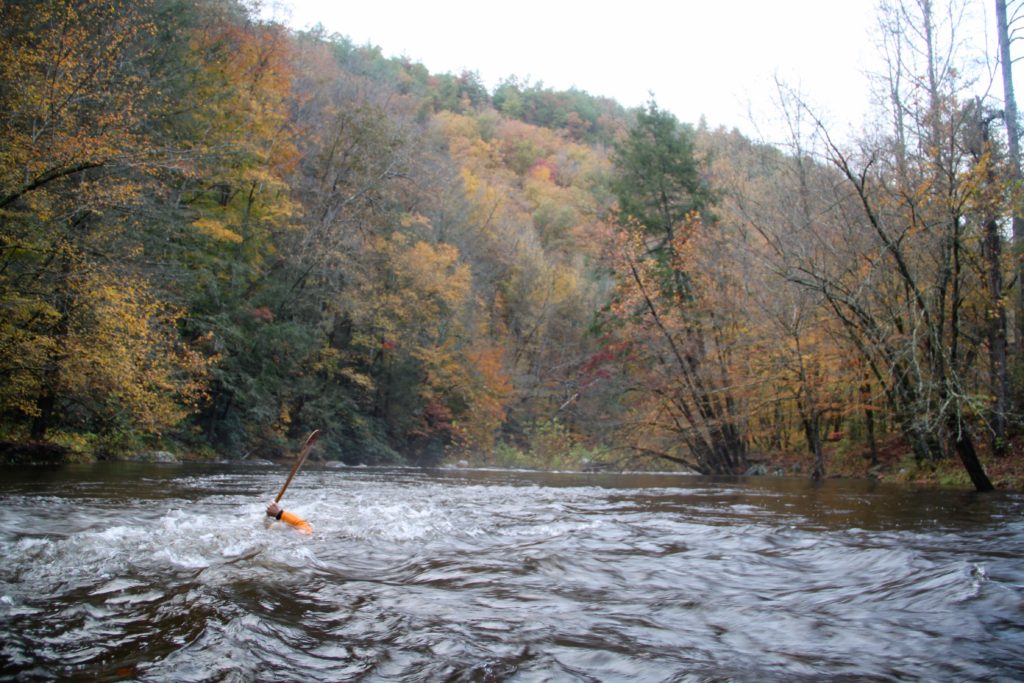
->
xmin=1 ymin=464 xmax=1022 ymax=682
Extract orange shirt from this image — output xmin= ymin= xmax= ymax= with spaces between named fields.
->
xmin=279 ymin=510 xmax=313 ymax=534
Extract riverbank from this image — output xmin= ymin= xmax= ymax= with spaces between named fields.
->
xmin=775 ymin=434 xmax=1024 ymax=491
xmin=3 ymin=436 xmax=1023 ymax=491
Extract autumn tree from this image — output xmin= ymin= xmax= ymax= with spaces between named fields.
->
xmin=0 ymin=0 xmax=211 ymax=448
xmin=706 ymin=95 xmax=881 ymax=480
xmin=426 ymin=108 xmax=615 ymax=459
xmin=599 ymin=101 xmax=748 ymax=474
xmin=752 ymin=1 xmax=1002 ymax=490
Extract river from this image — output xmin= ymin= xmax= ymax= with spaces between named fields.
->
xmin=1 ymin=464 xmax=1022 ymax=682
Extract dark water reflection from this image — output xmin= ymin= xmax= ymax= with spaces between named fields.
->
xmin=1 ymin=465 xmax=1022 ymax=681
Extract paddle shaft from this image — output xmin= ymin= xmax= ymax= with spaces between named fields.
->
xmin=275 ymin=430 xmax=321 ymax=504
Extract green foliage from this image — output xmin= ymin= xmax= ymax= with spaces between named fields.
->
xmin=611 ymin=100 xmax=713 ymax=238
xmin=484 ymin=419 xmax=612 ymax=470
xmin=524 ymin=418 xmax=574 ymax=466
xmin=432 ymin=71 xmax=490 ymax=112
xmin=492 ymin=77 xmax=624 ymax=144
xmin=490 ymin=442 xmax=534 ymax=469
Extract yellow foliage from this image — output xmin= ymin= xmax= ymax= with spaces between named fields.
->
xmin=528 ymin=163 xmax=552 ymax=184
xmin=340 ymin=368 xmax=376 ymax=391
xmin=0 ymin=0 xmax=157 ymax=185
xmin=57 ymin=270 xmax=210 ymax=433
xmin=396 ymin=240 xmax=472 ymax=326
xmin=0 ymin=259 xmax=209 ymax=436
xmin=192 ymin=217 xmax=244 ymax=243
xmin=433 ymin=110 xmax=480 ymax=140
xmin=400 ymin=212 xmax=432 ymax=229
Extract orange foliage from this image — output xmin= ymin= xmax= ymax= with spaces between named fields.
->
xmin=0 ymin=0 xmax=158 ymax=208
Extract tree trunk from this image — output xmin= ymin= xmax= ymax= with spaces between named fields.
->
xmin=861 ymin=380 xmax=879 ymax=467
xmin=30 ymin=386 xmax=55 ymax=441
xmin=802 ymin=413 xmax=825 ymax=480
xmin=949 ymin=416 xmax=995 ymax=492
xmin=972 ymin=96 xmax=1011 ymax=456
xmin=996 ymin=0 xmax=1024 ymax=351
xmin=984 ymin=214 xmax=1009 ymax=456
xmin=30 ymin=247 xmax=73 ymax=442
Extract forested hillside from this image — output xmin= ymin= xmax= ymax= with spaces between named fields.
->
xmin=2 ymin=0 xmax=1022 ymax=489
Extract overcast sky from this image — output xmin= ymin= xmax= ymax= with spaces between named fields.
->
xmin=266 ymin=0 xmax=1002 ymax=143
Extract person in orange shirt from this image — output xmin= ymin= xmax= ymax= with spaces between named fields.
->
xmin=266 ymin=501 xmax=313 ymax=534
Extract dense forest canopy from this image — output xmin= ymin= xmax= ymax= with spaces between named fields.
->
xmin=1 ymin=0 xmax=1022 ymax=490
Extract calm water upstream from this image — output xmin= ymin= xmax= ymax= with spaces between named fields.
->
xmin=1 ymin=464 xmax=1022 ymax=682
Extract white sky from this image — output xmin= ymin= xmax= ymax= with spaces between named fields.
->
xmin=265 ymin=0 xmax=1003 ymax=143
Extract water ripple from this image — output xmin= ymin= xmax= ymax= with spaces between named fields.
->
xmin=1 ymin=465 xmax=1022 ymax=682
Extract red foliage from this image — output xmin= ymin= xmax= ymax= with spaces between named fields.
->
xmin=580 ymin=340 xmax=628 ymax=377
xmin=409 ymin=398 xmax=454 ymax=440
xmin=250 ymin=307 xmax=274 ymax=323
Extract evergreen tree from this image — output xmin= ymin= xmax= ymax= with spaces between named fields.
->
xmin=611 ymin=101 xmax=713 ymax=245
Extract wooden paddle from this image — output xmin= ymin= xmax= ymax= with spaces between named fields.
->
xmin=275 ymin=429 xmax=321 ymax=504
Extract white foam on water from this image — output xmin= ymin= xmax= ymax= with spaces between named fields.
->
xmin=2 ymin=499 xmax=284 ymax=606
xmin=220 ymin=539 xmax=259 ymax=558
xmin=0 ymin=594 xmax=43 ymax=617
xmin=104 ymin=590 xmax=164 ymax=606
xmin=3 ymin=467 xmax=1023 ymax=683
xmin=90 ymin=578 xmax=145 ymax=595
xmin=8 ymin=535 xmax=57 ymax=564
xmin=957 ymin=563 xmax=990 ymax=603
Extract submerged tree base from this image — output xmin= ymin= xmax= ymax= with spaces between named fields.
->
xmin=755 ymin=434 xmax=1024 ymax=491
